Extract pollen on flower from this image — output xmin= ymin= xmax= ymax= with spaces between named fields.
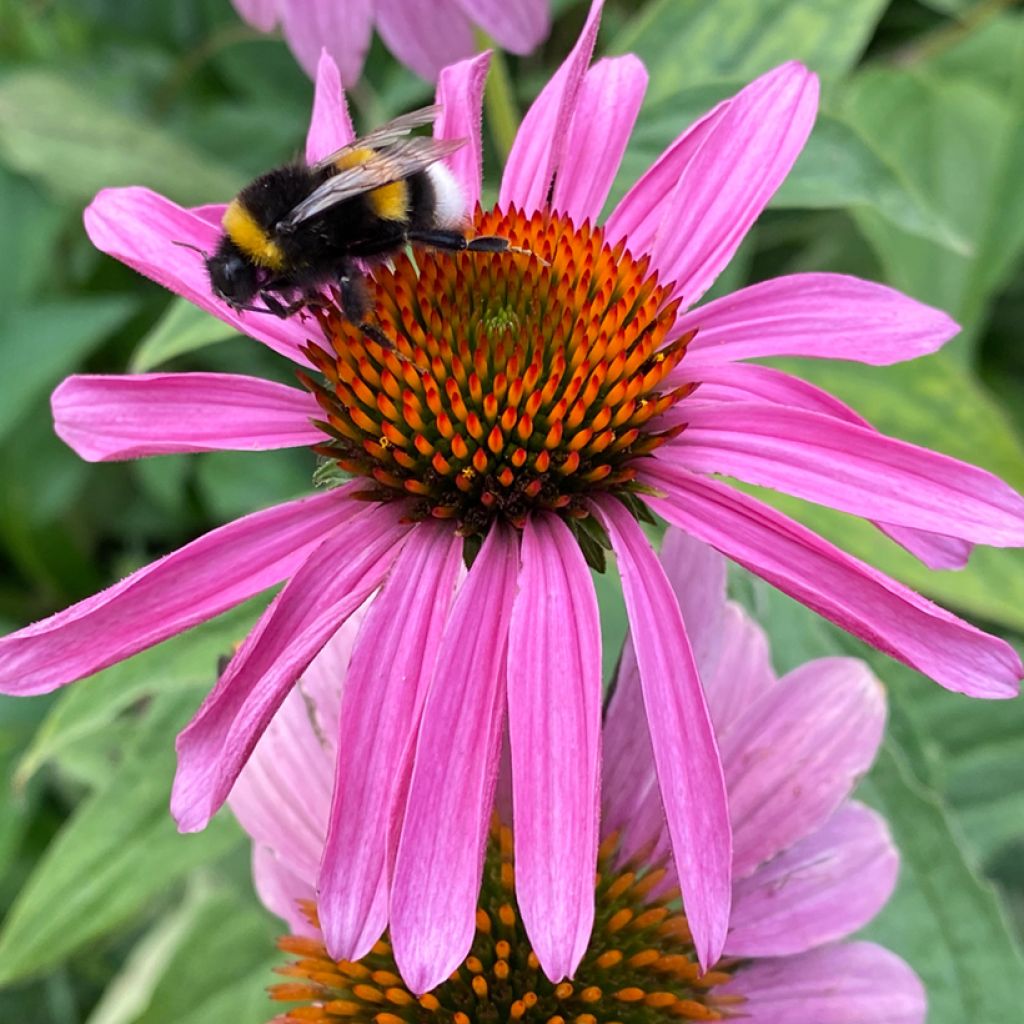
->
xmin=266 ymin=822 xmax=741 ymax=1024
xmin=299 ymin=206 xmax=697 ymax=547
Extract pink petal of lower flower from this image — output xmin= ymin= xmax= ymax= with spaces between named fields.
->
xmin=0 ymin=487 xmax=361 ymax=697
xmin=280 ymin=0 xmax=373 ymax=83
xmin=320 ymin=524 xmax=464 ymax=962
xmin=251 ymin=845 xmax=318 ymax=938
xmin=52 ymin=373 xmax=321 ymax=461
xmin=390 ymin=523 xmax=519 ymax=994
xmin=306 ymin=50 xmax=356 ymax=164
xmin=592 ymin=498 xmax=731 ymax=971
xmin=674 ymin=272 xmax=959 ymax=364
xmin=667 ymin=400 xmax=1024 ymax=546
xmin=376 ymin=0 xmax=476 ymax=83
xmin=652 ymin=63 xmax=819 ymax=306
xmin=722 ymin=658 xmax=885 ymax=875
xmin=643 ymin=463 xmax=1023 ymax=698
xmin=508 ymin=515 xmax=602 ymax=982
xmin=436 ymin=51 xmax=492 ymax=211
xmin=171 ymin=503 xmax=413 ymax=833
xmin=230 ymin=0 xmax=278 ymax=32
xmin=703 ymin=601 xmax=775 ymax=737
xmin=499 ymin=0 xmax=604 ymax=213
xmin=668 ymin=362 xmax=971 ymax=570
xmin=456 ymin=0 xmax=550 ymax=54
xmin=552 ymin=56 xmax=647 ymax=225
xmin=84 ymin=188 xmax=312 ymax=365
xmin=722 ymin=942 xmax=926 ymax=1024
xmin=727 ymin=801 xmax=897 ymax=957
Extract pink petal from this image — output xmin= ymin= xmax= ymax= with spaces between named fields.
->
xmin=229 ymin=616 xmax=363 ymax=889
xmin=551 ymin=56 xmax=648 ymax=225
xmin=320 ymin=524 xmax=464 ymax=962
xmin=499 ymin=0 xmax=604 ymax=213
xmin=390 ymin=523 xmax=519 ymax=994
xmin=376 ymin=0 xmax=476 ymax=83
xmin=51 ymin=373 xmax=321 ymax=461
xmin=666 ymin=400 xmax=1024 ymax=546
xmin=0 ymin=487 xmax=361 ymax=697
xmin=651 ymin=63 xmax=819 ymax=306
xmin=306 ymin=50 xmax=356 ymax=164
xmin=435 ymin=51 xmax=492 ymax=211
xmin=230 ymin=0 xmax=278 ymax=33
xmin=456 ymin=0 xmax=550 ymax=54
xmin=507 ymin=515 xmax=602 ymax=982
xmin=722 ymin=942 xmax=926 ymax=1024
xmin=722 ymin=658 xmax=885 ymax=875
xmin=591 ymin=498 xmax=730 ymax=971
xmin=704 ymin=601 xmax=776 ymax=737
xmin=251 ymin=845 xmax=318 ymax=937
xmin=671 ymin=362 xmax=971 ymax=570
xmin=605 ymin=96 xmax=731 ymax=259
xmin=84 ymin=188 xmax=312 ymax=365
xmin=675 ymin=272 xmax=960 ymax=365
xmin=171 ymin=504 xmax=413 ymax=833
xmin=642 ymin=463 xmax=1023 ymax=698
xmin=279 ymin=0 xmax=373 ymax=84
xmin=727 ymin=802 xmax=898 ymax=957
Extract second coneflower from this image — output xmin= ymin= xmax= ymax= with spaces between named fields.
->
xmin=2 ymin=0 xmax=1022 ymax=994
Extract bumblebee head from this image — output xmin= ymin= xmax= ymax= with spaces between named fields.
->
xmin=205 ymin=239 xmax=260 ymax=308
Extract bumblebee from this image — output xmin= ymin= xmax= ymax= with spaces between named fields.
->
xmin=202 ymin=106 xmax=511 ymax=325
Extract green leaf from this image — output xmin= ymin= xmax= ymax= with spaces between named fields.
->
xmin=859 ymin=745 xmax=1024 ymax=1024
xmin=0 ymin=297 xmax=137 ymax=443
xmin=15 ymin=599 xmax=264 ymax=788
xmin=0 ymin=71 xmax=242 ymax=205
xmin=613 ymin=0 xmax=888 ymax=102
xmin=129 ymin=298 xmax=240 ymax=373
xmin=0 ymin=167 xmax=66 ymax=309
xmin=0 ymin=692 xmax=243 ymax=987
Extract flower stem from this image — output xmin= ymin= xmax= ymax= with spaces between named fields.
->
xmin=479 ymin=40 xmax=519 ymax=165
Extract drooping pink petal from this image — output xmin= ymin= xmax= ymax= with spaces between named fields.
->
xmin=171 ymin=504 xmax=413 ymax=834
xmin=591 ymin=498 xmax=731 ymax=971
xmin=499 ymin=0 xmax=604 ymax=213
xmin=84 ymin=188 xmax=312 ymax=365
xmin=650 ymin=63 xmax=819 ymax=306
xmin=251 ymin=845 xmax=318 ymax=938
xmin=727 ymin=802 xmax=898 ymax=957
xmin=643 ymin=463 xmax=1023 ymax=698
xmin=457 ymin=0 xmax=550 ymax=54
xmin=551 ymin=56 xmax=648 ymax=225
xmin=664 ymin=400 xmax=1024 ymax=546
xmin=721 ymin=942 xmax=926 ymax=1024
xmin=51 ymin=373 xmax=322 ymax=461
xmin=669 ymin=362 xmax=972 ymax=569
xmin=230 ymin=0 xmax=278 ymax=33
xmin=376 ymin=0 xmax=476 ymax=83
xmin=673 ymin=273 xmax=959 ymax=365
xmin=306 ymin=50 xmax=356 ymax=164
xmin=605 ymin=96 xmax=731 ymax=259
xmin=507 ymin=515 xmax=602 ymax=982
xmin=320 ymin=524 xmax=464 ymax=963
xmin=0 ymin=487 xmax=362 ymax=697
xmin=703 ymin=602 xmax=776 ymax=737
xmin=435 ymin=51 xmax=492 ymax=211
xmin=722 ymin=658 xmax=885 ymax=875
xmin=280 ymin=0 xmax=373 ymax=84
xmin=390 ymin=524 xmax=519 ymax=994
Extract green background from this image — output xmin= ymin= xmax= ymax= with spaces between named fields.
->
xmin=1 ymin=0 xmax=1023 ymax=1019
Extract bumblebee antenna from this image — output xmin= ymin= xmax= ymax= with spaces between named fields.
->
xmin=172 ymin=239 xmax=210 ymax=259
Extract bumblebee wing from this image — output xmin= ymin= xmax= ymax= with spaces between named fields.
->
xmin=283 ymin=136 xmax=466 ymax=227
xmin=310 ymin=105 xmax=443 ymax=172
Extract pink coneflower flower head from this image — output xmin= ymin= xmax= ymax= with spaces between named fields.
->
xmin=2 ymin=0 xmax=1022 ymax=995
xmin=230 ymin=0 xmax=551 ymax=83
xmin=233 ymin=530 xmax=924 ymax=1021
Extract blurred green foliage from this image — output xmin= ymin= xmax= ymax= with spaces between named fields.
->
xmin=1 ymin=0 xmax=1023 ymax=1020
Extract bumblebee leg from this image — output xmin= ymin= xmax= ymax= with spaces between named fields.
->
xmin=337 ymin=265 xmax=394 ymax=351
xmin=406 ymin=229 xmax=531 ymax=258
